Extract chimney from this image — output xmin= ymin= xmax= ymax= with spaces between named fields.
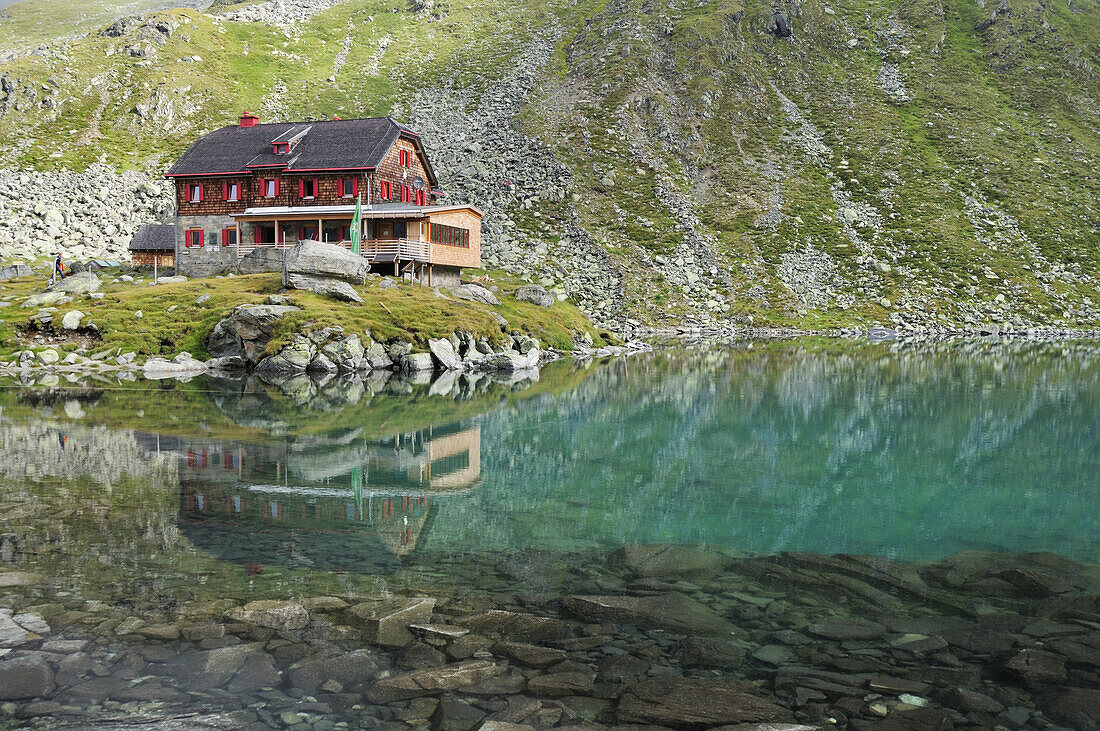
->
xmin=239 ymin=112 xmax=260 ymax=128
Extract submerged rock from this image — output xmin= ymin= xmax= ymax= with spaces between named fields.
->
xmin=350 ymin=597 xmax=436 ymax=647
xmin=367 ymin=660 xmax=504 ymax=703
xmin=564 ymin=592 xmax=736 ymax=636
xmin=617 ymin=677 xmax=794 ymax=727
xmin=0 ymin=656 xmax=55 ymax=700
xmin=612 ymin=544 xmax=728 ymax=578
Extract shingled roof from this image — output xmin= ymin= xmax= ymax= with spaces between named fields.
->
xmin=165 ymin=117 xmax=438 ymax=187
xmin=129 ymin=224 xmax=175 ymax=251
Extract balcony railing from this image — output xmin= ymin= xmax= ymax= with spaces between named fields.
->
xmin=237 ymin=238 xmax=431 ymax=263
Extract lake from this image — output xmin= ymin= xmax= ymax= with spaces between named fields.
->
xmin=0 ymin=339 xmax=1097 ymax=729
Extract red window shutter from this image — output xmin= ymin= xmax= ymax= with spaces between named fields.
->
xmin=197 ymin=230 xmax=204 ymax=247
xmin=222 ymin=182 xmax=228 ymax=199
xmin=184 ymin=230 xmax=191 ymax=248
xmin=298 ymin=179 xmax=305 ymax=198
xmin=352 ymin=178 xmax=359 ymax=197
xmin=254 ymin=226 xmax=261 ymax=244
xmin=274 ymin=179 xmax=280 ymax=196
xmin=197 ymin=185 xmax=204 ymax=202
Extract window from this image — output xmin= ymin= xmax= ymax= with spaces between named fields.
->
xmin=273 ymin=142 xmax=289 ymax=155
xmin=300 ymin=225 xmax=318 ymax=241
xmin=263 ymin=178 xmax=279 ymax=197
xmin=379 ymin=180 xmax=392 ymax=200
xmin=221 ymin=228 xmax=237 ymax=247
xmin=400 ymin=185 xmax=411 ymax=203
xmin=415 ymin=189 xmax=426 ymax=206
xmin=188 ymin=183 xmax=203 ymax=203
xmin=399 ymin=149 xmax=411 ymax=167
xmin=223 ymin=182 xmax=241 ymax=201
xmin=299 ymin=178 xmax=317 ymax=199
xmin=430 ymin=223 xmax=469 ymax=248
xmin=341 ymin=178 xmax=358 ymax=198
xmin=184 ymin=228 xmax=205 ymax=248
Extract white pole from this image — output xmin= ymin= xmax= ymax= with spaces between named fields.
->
xmin=154 ymin=255 xmax=157 ymax=284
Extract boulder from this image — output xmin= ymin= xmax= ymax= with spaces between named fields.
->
xmin=287 ymin=650 xmax=381 ymax=694
xmin=489 ymin=350 xmax=540 ymax=371
xmin=400 ymin=352 xmax=435 ymax=373
xmin=0 ymin=609 xmax=49 ymax=648
xmin=255 ymin=335 xmax=314 ymax=375
xmin=514 ymin=284 xmax=554 ymax=307
xmin=617 ymin=678 xmax=794 ymax=728
xmin=155 ymin=275 xmax=187 ymax=284
xmin=527 ymin=670 xmax=596 ymax=696
xmin=237 ymin=246 xmax=286 ymax=274
xmin=564 ymin=593 xmax=736 ymax=636
xmin=613 ymin=544 xmax=728 ymax=578
xmin=459 ymin=610 xmax=569 ymax=642
xmin=320 ymin=335 xmax=365 ymax=372
xmin=429 ymin=338 xmax=462 ymax=370
xmin=165 ymin=643 xmax=272 ymax=691
xmin=207 ymin=304 xmax=300 ymax=363
xmin=286 ymin=272 xmax=363 ymax=302
xmin=807 ymin=618 xmax=886 ymax=641
xmin=60 ymin=310 xmax=85 ymax=330
xmin=0 ymin=656 xmax=55 ymax=700
xmin=367 ymin=660 xmax=504 ymax=703
xmin=284 ymin=241 xmax=370 ymax=285
xmin=47 ymin=271 xmax=100 ymax=295
xmin=363 ymin=341 xmax=393 ymax=370
xmin=0 ymin=264 xmax=32 ymax=280
xmin=225 ymin=600 xmax=309 ymax=630
xmin=22 ymin=291 xmax=66 ymax=308
xmin=142 ymin=356 xmax=208 ymax=379
xmin=450 ymin=283 xmax=500 ymax=306
xmin=349 ymin=597 xmax=436 ymax=647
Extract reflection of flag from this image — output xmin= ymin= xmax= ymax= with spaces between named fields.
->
xmin=351 ymin=194 xmax=362 ymax=255
xmin=352 ymin=466 xmax=362 ymax=520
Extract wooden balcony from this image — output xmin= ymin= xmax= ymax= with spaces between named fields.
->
xmin=237 ymin=238 xmax=430 ymax=263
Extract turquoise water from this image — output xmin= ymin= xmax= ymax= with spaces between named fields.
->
xmin=2 ymin=340 xmax=1098 ymax=579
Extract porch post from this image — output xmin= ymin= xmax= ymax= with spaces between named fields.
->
xmin=318 ymin=217 xmax=323 ymax=242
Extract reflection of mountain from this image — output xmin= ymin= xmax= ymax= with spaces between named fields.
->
xmin=174 ymin=425 xmax=481 ymax=571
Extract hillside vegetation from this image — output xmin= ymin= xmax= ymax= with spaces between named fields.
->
xmin=0 ymin=0 xmax=1097 ymax=332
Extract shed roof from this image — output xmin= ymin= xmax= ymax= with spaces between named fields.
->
xmin=165 ymin=117 xmax=438 ymax=187
xmin=129 ymin=224 xmax=175 ymax=251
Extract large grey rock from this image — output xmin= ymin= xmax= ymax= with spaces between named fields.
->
xmin=0 ymin=609 xmax=49 ymax=648
xmin=287 ymin=650 xmax=382 ymax=694
xmin=284 ymin=241 xmax=370 ymax=285
xmin=514 ymin=284 xmax=554 ymax=307
xmin=363 ymin=341 xmax=393 ymax=370
xmin=142 ymin=356 xmax=208 ymax=379
xmin=450 ymin=283 xmax=500 ymax=306
xmin=400 ymin=352 xmax=435 ymax=373
xmin=488 ymin=350 xmax=540 ymax=371
xmin=428 ymin=338 xmax=462 ymax=370
xmin=564 ymin=593 xmax=736 ymax=636
xmin=286 ymin=272 xmax=363 ymax=302
xmin=237 ymin=246 xmax=286 ymax=274
xmin=60 ymin=310 xmax=85 ymax=330
xmin=617 ymin=678 xmax=794 ymax=728
xmin=256 ymin=335 xmax=315 ymax=374
xmin=321 ymin=335 xmax=365 ymax=372
xmin=459 ymin=610 xmax=569 ymax=642
xmin=613 ymin=544 xmax=728 ymax=578
xmin=22 ymin=291 xmax=66 ymax=308
xmin=367 ymin=661 xmax=503 ymax=703
xmin=225 ymin=600 xmax=309 ymax=630
xmin=0 ymin=656 xmax=55 ymax=700
xmin=165 ymin=643 xmax=271 ymax=691
xmin=47 ymin=271 xmax=100 ymax=295
xmin=0 ymin=264 xmax=32 ymax=280
xmin=350 ymin=597 xmax=436 ymax=647
xmin=207 ymin=304 xmax=300 ymax=363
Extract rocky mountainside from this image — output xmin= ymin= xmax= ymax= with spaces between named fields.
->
xmin=0 ymin=0 xmax=1097 ymax=332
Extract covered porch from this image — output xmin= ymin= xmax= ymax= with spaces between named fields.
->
xmin=232 ymin=204 xmax=433 ymax=281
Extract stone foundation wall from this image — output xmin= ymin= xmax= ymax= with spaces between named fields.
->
xmin=431 ymin=265 xmax=462 ymax=287
xmin=176 ymin=214 xmax=238 ymax=277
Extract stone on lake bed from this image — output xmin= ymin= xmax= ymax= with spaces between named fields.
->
xmin=287 ymin=649 xmax=381 ymax=694
xmin=495 ymin=641 xmax=568 ymax=668
xmin=617 ymin=677 xmax=794 ymax=727
xmin=0 ymin=655 xmax=55 ymax=700
xmin=0 ymin=572 xmax=46 ymax=587
xmin=459 ymin=610 xmax=569 ymax=642
xmin=564 ymin=592 xmax=736 ymax=636
xmin=526 ymin=669 xmax=596 ymax=696
xmin=612 ymin=543 xmax=728 ymax=578
xmin=807 ymin=617 xmax=887 ymax=641
xmin=349 ymin=596 xmax=436 ymax=647
xmin=367 ymin=660 xmax=503 ymax=702
xmin=225 ymin=599 xmax=308 ymax=630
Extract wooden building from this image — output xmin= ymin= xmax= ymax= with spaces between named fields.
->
xmin=165 ymin=114 xmax=481 ymax=284
xmin=127 ymin=223 xmax=175 ymax=269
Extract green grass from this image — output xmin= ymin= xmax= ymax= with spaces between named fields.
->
xmin=0 ymin=271 xmax=606 ymax=361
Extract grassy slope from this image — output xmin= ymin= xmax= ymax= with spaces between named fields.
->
xmin=0 ymin=0 xmax=1097 ymax=328
xmin=0 ymin=270 xmax=606 ymax=360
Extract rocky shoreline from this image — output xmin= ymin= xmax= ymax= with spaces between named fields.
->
xmin=0 ymin=545 xmax=1096 ymax=729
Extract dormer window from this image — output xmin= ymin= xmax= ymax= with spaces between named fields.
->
xmin=273 ymin=142 xmax=289 ymax=155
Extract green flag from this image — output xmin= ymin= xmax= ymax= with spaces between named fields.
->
xmin=350 ymin=192 xmax=362 ymax=255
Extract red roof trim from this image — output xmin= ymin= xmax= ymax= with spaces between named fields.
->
xmin=283 ymin=166 xmax=377 ymax=173
xmin=165 ymin=171 xmax=249 ymax=178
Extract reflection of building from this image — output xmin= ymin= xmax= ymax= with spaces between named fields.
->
xmin=173 ymin=424 xmax=480 ymax=572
